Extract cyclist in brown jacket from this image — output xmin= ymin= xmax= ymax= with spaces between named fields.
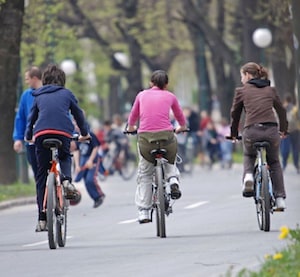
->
xmin=230 ymin=62 xmax=288 ymax=210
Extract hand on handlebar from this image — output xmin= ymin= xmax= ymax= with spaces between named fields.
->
xmin=78 ymin=134 xmax=91 ymax=142
xmin=174 ymin=126 xmax=189 ymax=134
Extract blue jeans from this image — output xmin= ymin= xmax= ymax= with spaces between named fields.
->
xmin=25 ymin=143 xmax=38 ymax=181
xmin=74 ymin=157 xmax=104 ymax=201
xmin=280 ymin=130 xmax=300 ymax=170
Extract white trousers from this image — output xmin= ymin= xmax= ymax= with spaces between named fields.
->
xmin=135 ymin=147 xmax=180 ymax=210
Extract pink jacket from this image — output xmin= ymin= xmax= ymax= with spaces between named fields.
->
xmin=128 ymin=86 xmax=186 ymax=133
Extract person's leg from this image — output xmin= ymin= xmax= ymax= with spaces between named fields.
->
xmin=26 ymin=144 xmax=38 ymax=181
xmin=280 ymin=137 xmax=290 ymax=170
xmin=265 ymin=127 xmax=286 ymax=199
xmin=35 ymin=137 xmax=51 ymax=222
xmin=290 ymin=130 xmax=300 ymax=171
xmin=135 ymin=151 xmax=154 ymax=210
xmin=242 ymin=127 xmax=257 ymax=179
xmin=58 ymin=136 xmax=72 ymax=180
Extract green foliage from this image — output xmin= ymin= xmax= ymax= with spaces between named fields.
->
xmin=224 ymin=226 xmax=300 ymax=277
xmin=0 ymin=182 xmax=35 ymax=202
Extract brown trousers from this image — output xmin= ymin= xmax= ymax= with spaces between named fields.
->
xmin=242 ymin=125 xmax=286 ymax=198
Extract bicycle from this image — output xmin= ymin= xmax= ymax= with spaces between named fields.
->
xmin=124 ymin=129 xmax=188 ymax=238
xmin=226 ymin=136 xmax=280 ymax=232
xmin=98 ymin=143 xmax=137 ymax=181
xmin=42 ymin=135 xmax=83 ymax=249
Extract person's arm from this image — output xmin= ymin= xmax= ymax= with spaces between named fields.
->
xmin=230 ymin=89 xmax=243 ymax=137
xmin=25 ymin=99 xmax=39 ymax=142
xmin=73 ymin=149 xmax=81 ymax=173
xmin=84 ymin=147 xmax=99 ymax=169
xmin=272 ymin=88 xmax=288 ymax=134
xmin=127 ymin=94 xmax=140 ymax=131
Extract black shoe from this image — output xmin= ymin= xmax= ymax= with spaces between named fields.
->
xmin=170 ymin=184 xmax=182 ymax=200
xmin=93 ymin=195 xmax=105 ymax=208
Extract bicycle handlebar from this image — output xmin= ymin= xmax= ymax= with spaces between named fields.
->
xmin=123 ymin=128 xmax=190 ymax=135
xmin=225 ymin=135 xmax=242 ymax=141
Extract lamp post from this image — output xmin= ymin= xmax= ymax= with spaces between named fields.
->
xmin=252 ymin=28 xmax=272 ymax=65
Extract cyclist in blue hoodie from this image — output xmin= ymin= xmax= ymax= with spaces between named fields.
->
xmin=13 ymin=66 xmax=42 ymax=180
xmin=25 ymin=64 xmax=90 ymax=232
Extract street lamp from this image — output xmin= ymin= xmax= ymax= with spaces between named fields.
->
xmin=60 ymin=59 xmax=77 ymax=76
xmin=252 ymin=28 xmax=272 ymax=48
xmin=252 ymin=28 xmax=272 ymax=65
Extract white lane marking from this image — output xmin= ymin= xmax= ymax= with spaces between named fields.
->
xmin=118 ymin=219 xmax=138 ymax=224
xmin=184 ymin=201 xmax=209 ymax=209
xmin=22 ymin=236 xmax=73 ymax=247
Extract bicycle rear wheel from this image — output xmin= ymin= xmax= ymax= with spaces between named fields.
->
xmin=256 ymin=165 xmax=271 ymax=231
xmin=46 ymin=172 xmax=58 ymax=249
xmin=119 ymin=152 xmax=137 ymax=180
xmin=57 ymin=189 xmax=68 ymax=247
xmin=155 ymin=165 xmax=166 ymax=238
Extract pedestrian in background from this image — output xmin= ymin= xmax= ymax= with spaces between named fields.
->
xmin=73 ymin=128 xmax=106 ymax=208
xmin=280 ymin=93 xmax=300 ymax=173
xmin=13 ymin=66 xmax=42 ymax=180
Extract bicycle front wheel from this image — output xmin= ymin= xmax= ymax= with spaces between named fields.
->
xmin=46 ymin=172 xmax=58 ymax=249
xmin=57 ymin=188 xmax=68 ymax=247
xmin=155 ymin=165 xmax=166 ymax=238
xmin=256 ymin=165 xmax=271 ymax=232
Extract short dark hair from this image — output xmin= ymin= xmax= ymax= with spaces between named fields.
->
xmin=150 ymin=70 xmax=168 ymax=89
xmin=42 ymin=64 xmax=66 ymax=86
xmin=27 ymin=66 xmax=42 ymax=80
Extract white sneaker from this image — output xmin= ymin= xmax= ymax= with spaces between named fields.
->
xmin=35 ymin=220 xmax=48 ymax=232
xmin=138 ymin=209 xmax=151 ymax=224
xmin=242 ymin=173 xmax=254 ymax=197
xmin=275 ymin=197 xmax=286 ymax=211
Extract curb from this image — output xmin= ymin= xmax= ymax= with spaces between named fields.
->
xmin=0 ymin=197 xmax=36 ymax=211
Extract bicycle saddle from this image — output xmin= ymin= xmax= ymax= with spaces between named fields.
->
xmin=253 ymin=141 xmax=270 ymax=149
xmin=150 ymin=148 xmax=167 ymax=157
xmin=42 ymin=138 xmax=63 ymax=149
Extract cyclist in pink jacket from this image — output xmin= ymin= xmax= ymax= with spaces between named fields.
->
xmin=127 ymin=70 xmax=188 ymax=223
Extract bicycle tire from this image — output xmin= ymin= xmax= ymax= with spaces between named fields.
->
xmin=57 ymin=189 xmax=68 ymax=247
xmin=261 ymin=165 xmax=271 ymax=231
xmin=256 ymin=165 xmax=271 ymax=231
xmin=119 ymin=152 xmax=137 ymax=181
xmin=46 ymin=172 xmax=58 ymax=249
xmin=155 ymin=164 xmax=166 ymax=238
xmin=184 ymin=146 xmax=194 ymax=173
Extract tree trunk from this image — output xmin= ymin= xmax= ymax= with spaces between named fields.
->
xmin=0 ymin=0 xmax=24 ymax=184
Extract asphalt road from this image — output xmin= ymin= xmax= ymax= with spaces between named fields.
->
xmin=0 ymin=163 xmax=299 ymax=277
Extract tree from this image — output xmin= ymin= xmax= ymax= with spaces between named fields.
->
xmin=0 ymin=0 xmax=24 ymax=184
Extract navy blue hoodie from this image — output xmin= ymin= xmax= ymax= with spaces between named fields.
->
xmin=25 ymin=85 xmax=88 ymax=140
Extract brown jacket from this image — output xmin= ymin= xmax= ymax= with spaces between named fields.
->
xmin=230 ymin=82 xmax=288 ymax=136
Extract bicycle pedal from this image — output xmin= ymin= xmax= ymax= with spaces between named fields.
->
xmin=242 ymin=191 xmax=254 ymax=198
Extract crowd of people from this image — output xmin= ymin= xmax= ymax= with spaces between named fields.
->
xmin=174 ymin=106 xmax=234 ymax=171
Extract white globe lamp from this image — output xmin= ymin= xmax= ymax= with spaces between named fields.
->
xmin=252 ymin=28 xmax=272 ymax=48
xmin=60 ymin=59 xmax=77 ymax=75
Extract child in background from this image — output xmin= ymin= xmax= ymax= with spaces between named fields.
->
xmin=73 ymin=127 xmax=105 ymax=208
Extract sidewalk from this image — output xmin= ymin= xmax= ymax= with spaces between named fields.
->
xmin=0 ymin=180 xmax=86 ymax=211
xmin=0 ymin=196 xmax=36 ymax=210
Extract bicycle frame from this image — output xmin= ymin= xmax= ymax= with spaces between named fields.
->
xmin=151 ymin=149 xmax=169 ymax=238
xmin=42 ymin=146 xmax=64 ymax=212
xmin=254 ymin=145 xmax=275 ymax=205
xmin=253 ymin=142 xmax=276 ymax=232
